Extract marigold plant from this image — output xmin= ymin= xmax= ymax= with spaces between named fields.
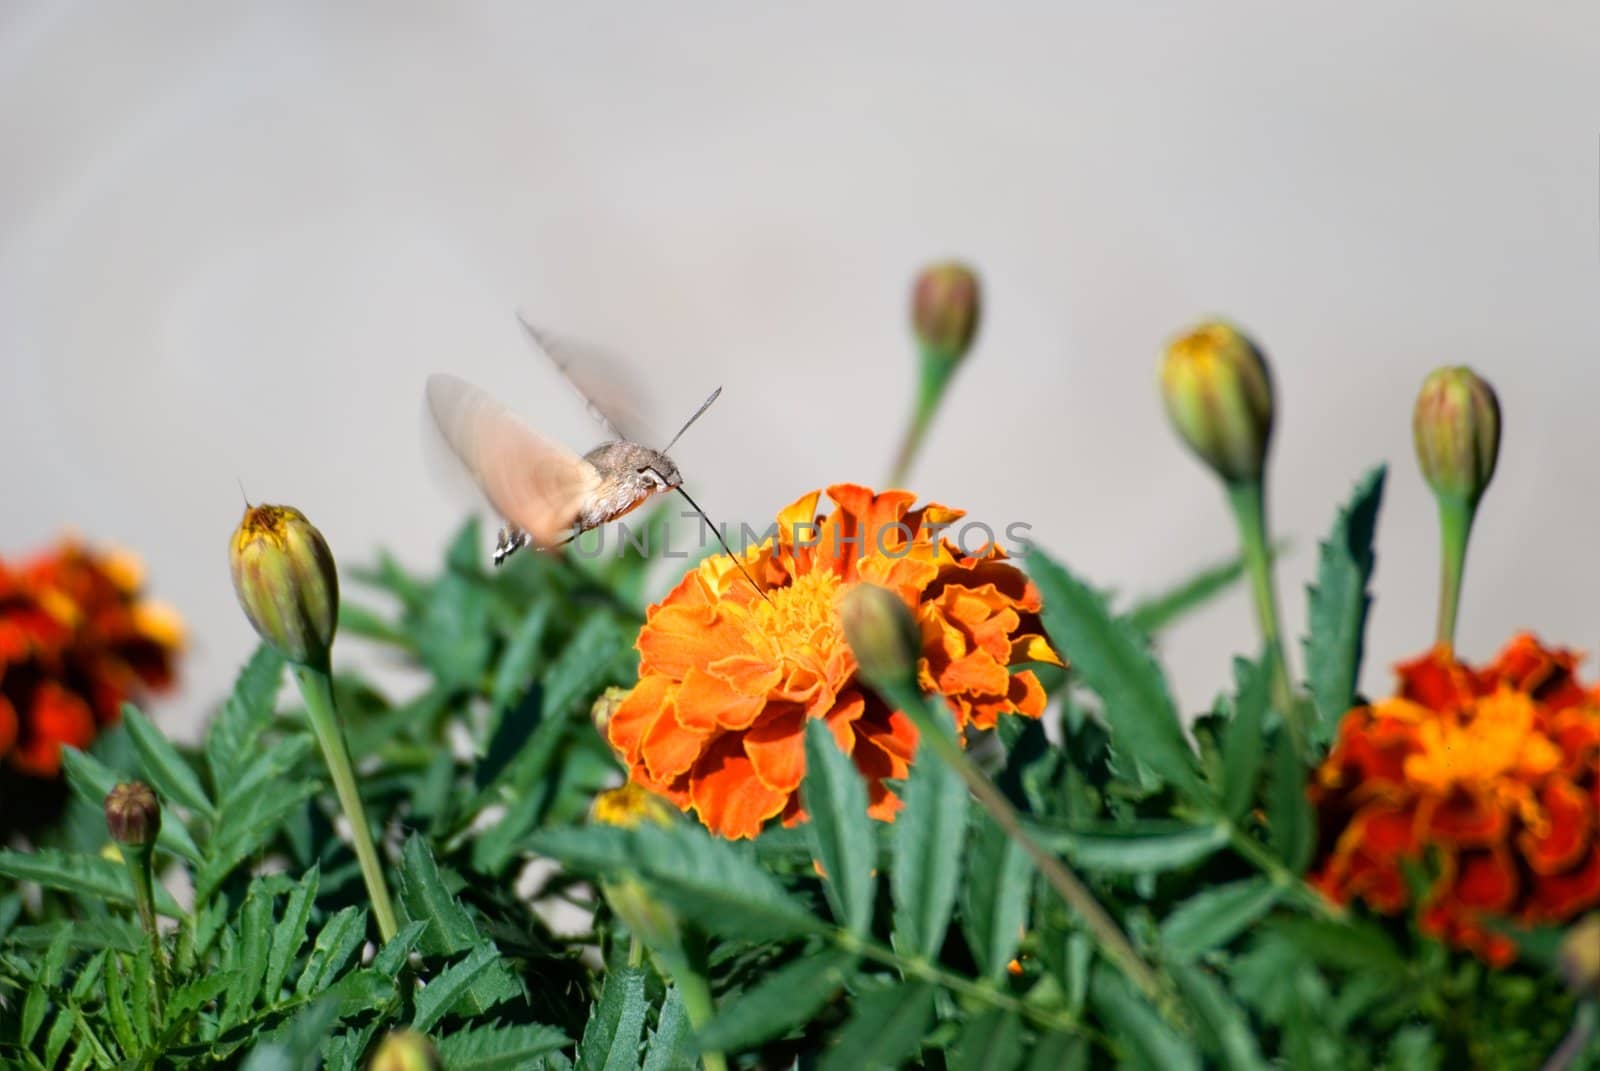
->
xmin=0 ymin=539 xmax=183 ymax=777
xmin=607 ymin=484 xmax=1061 ymax=838
xmin=1310 ymin=633 xmax=1600 ymax=964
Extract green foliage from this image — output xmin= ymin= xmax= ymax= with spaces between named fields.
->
xmin=1302 ymin=466 xmax=1386 ymax=745
xmin=2 ymin=508 xmax=1590 ymax=1071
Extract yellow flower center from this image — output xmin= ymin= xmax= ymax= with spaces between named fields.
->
xmin=745 ymin=569 xmax=848 ymax=674
xmin=1402 ymin=687 xmax=1563 ymax=823
xmin=591 ymin=783 xmax=675 ymax=829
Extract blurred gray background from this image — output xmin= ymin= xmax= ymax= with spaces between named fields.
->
xmin=2 ymin=2 xmax=1597 ymax=739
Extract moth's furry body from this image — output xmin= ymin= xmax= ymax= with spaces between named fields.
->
xmin=492 ymin=441 xmax=682 ymax=566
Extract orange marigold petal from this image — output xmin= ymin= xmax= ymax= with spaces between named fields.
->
xmin=609 ymin=675 xmax=672 ymax=765
xmin=690 ymin=734 xmax=789 ymax=839
xmin=1519 ymin=777 xmax=1592 ymax=874
xmin=743 ymin=705 xmax=808 ymax=793
xmin=1450 ymin=849 xmax=1520 ymax=913
xmin=1421 ymin=790 xmax=1508 ymax=847
xmin=638 ymin=604 xmax=745 ymax=677
xmin=675 ymin=667 xmax=766 ymax=733
xmin=640 ymin=705 xmax=711 ymax=783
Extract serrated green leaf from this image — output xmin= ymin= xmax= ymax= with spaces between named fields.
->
xmin=162 ymin=971 xmax=236 ymax=1032
xmin=818 ymin=981 xmax=935 ymax=1071
xmin=398 ymin=836 xmax=482 ymax=956
xmin=694 ymin=947 xmax=857 ymax=1051
xmin=641 ymin=988 xmax=690 ymax=1071
xmin=1220 ymin=657 xmax=1270 ymax=821
xmin=372 ymin=920 xmax=429 ymax=978
xmin=1025 ymin=1032 xmax=1088 ymax=1071
xmin=238 ymin=995 xmax=341 ymax=1071
xmin=1169 ymin=961 xmax=1268 ymax=1071
xmin=439 ymin=1021 xmax=572 ymax=1071
xmin=263 ymin=866 xmax=318 ymax=1003
xmin=1027 ymin=550 xmax=1206 ymax=802
xmin=1029 ymin=820 xmax=1228 ymax=874
xmin=960 ymin=816 xmax=1033 ymax=979
xmin=413 ymin=946 xmax=511 ymax=1031
xmin=578 ymin=965 xmax=648 ymax=1071
xmin=227 ymin=735 xmax=316 ymax=813
xmin=0 ymin=849 xmax=182 ymax=917
xmin=44 ymin=1004 xmax=73 ymax=1068
xmin=60 ymin=746 xmax=204 ymax=865
xmin=104 ymin=952 xmax=137 ymax=1054
xmin=121 ymin=705 xmax=214 ymax=818
xmin=953 ymin=1007 xmax=1024 ymax=1071
xmin=1265 ymin=917 xmax=1408 ymax=975
xmin=416 ymin=573 xmax=493 ymax=687
xmin=1160 ymin=878 xmax=1282 ymax=961
xmin=1265 ymin=741 xmax=1314 ymax=874
xmin=194 ymin=780 xmax=319 ymax=903
xmin=205 ymin=646 xmax=286 ymax=794
xmin=892 ymin=746 xmax=968 ymax=960
xmin=224 ymin=879 xmax=273 ymax=1025
xmin=533 ymin=824 xmax=823 ymax=942
xmin=803 ymin=719 xmax=876 ymax=935
xmin=295 ymin=906 xmax=367 ymax=996
xmin=1089 ymin=967 xmax=1199 ymax=1071
xmin=1302 ymin=466 xmax=1385 ymax=746
xmin=129 ymin=941 xmax=154 ymax=1045
xmin=492 ymin=602 xmax=552 ymax=714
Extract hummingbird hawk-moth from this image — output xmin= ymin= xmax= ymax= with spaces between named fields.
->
xmin=425 ymin=317 xmax=760 ymax=592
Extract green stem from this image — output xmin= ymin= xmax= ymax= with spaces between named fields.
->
xmin=673 ymin=967 xmax=728 ymax=1071
xmin=834 ymin=926 xmax=1099 ymax=1042
xmin=1225 ymin=480 xmax=1300 ymax=750
xmin=883 ymin=681 xmax=1177 ymax=1020
xmin=627 ymin=935 xmax=645 ymax=969
xmin=1223 ymin=825 xmax=1344 ymax=921
xmin=121 ymin=843 xmax=167 ymax=1018
xmin=291 ymin=663 xmax=400 ymax=942
xmin=888 ymin=359 xmax=951 ymax=487
xmin=1434 ymin=496 xmax=1474 ymax=650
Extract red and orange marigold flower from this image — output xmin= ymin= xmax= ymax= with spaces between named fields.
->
xmin=1310 ymin=634 xmax=1600 ymax=964
xmin=0 ymin=538 xmax=184 ymax=778
xmin=607 ymin=484 xmax=1061 ymax=839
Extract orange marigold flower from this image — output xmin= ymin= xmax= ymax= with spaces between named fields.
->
xmin=608 ymin=484 xmax=1061 ymax=839
xmin=0 ymin=538 xmax=184 ymax=778
xmin=1310 ymin=633 xmax=1600 ymax=965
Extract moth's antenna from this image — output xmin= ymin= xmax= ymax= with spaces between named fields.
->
xmin=674 ymin=485 xmax=773 ymax=606
xmin=661 ymin=387 xmax=722 ymax=453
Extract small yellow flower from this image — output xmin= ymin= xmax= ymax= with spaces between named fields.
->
xmin=228 ymin=505 xmax=339 ymax=668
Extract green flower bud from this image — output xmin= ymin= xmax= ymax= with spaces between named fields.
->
xmin=839 ymin=583 xmax=922 ymax=693
xmin=911 ymin=261 xmax=981 ymax=366
xmin=104 ymin=782 xmax=160 ymax=847
xmin=229 ymin=504 xmax=339 ymax=668
xmin=591 ymin=686 xmax=630 ymax=750
xmin=367 ymin=1029 xmax=440 ymax=1071
xmin=1160 ymin=321 xmax=1275 ymax=485
xmin=1413 ymin=366 xmax=1501 ymax=506
xmin=1558 ymin=913 xmax=1600 ymax=999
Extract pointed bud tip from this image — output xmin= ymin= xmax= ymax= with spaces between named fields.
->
xmin=838 ymin=583 xmax=922 ymax=693
xmin=104 ymin=782 xmax=160 ymax=847
xmin=1413 ymin=366 xmax=1501 ymax=506
xmin=1160 ymin=320 xmax=1275 ymax=485
xmin=228 ymin=503 xmax=339 ymax=668
xmin=911 ymin=261 xmax=981 ymax=365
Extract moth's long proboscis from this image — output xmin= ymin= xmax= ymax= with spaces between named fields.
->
xmin=674 ymin=486 xmax=773 ymax=605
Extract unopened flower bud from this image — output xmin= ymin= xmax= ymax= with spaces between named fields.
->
xmin=591 ymin=686 xmax=630 ymax=750
xmin=1160 ymin=321 xmax=1275 ymax=485
xmin=1413 ymin=366 xmax=1501 ymax=506
xmin=367 ymin=1029 xmax=440 ymax=1071
xmin=229 ymin=505 xmax=339 ymax=668
xmin=104 ymin=782 xmax=160 ymax=847
xmin=1558 ymin=914 xmax=1600 ymax=999
xmin=911 ymin=261 xmax=981 ymax=366
xmin=839 ymin=584 xmax=922 ymax=692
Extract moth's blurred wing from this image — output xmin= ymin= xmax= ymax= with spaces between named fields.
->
xmin=515 ymin=312 xmax=660 ymax=446
xmin=425 ymin=373 xmax=603 ymax=549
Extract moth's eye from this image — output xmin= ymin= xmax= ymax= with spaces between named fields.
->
xmin=640 ymin=468 xmax=665 ymax=487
